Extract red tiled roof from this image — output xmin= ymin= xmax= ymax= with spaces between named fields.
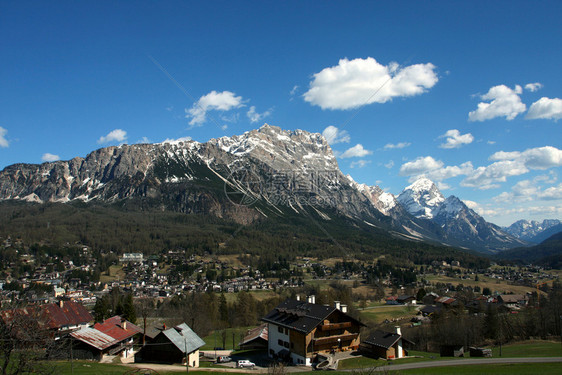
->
xmin=40 ymin=301 xmax=93 ymax=329
xmin=1 ymin=301 xmax=92 ymax=331
xmin=94 ymin=316 xmax=142 ymax=342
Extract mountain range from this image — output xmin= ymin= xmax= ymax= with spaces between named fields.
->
xmin=0 ymin=124 xmax=538 ymax=254
xmin=503 ymin=219 xmax=562 ymax=243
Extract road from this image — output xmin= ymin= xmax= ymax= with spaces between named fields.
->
xmin=122 ymin=357 xmax=562 ymax=373
xmin=359 ymin=357 xmax=562 ymax=372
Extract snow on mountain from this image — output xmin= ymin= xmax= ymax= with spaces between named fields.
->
xmin=396 ymin=177 xmax=445 ymax=219
xmin=504 ymin=219 xmax=562 ymax=242
xmin=347 ymin=176 xmax=397 ymax=215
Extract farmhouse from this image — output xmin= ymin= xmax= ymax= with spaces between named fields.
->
xmin=239 ymin=323 xmax=268 ymax=350
xmin=262 ymin=297 xmax=364 ymax=366
xmin=360 ymin=327 xmax=411 ymax=359
xmin=135 ymin=323 xmax=205 ymax=367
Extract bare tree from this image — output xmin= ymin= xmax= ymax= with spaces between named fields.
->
xmin=0 ymin=306 xmax=56 ymax=375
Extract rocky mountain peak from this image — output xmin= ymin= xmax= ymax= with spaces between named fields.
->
xmin=397 ymin=177 xmax=445 ymax=219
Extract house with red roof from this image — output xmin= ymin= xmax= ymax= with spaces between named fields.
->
xmin=56 ymin=316 xmax=141 ymax=361
xmin=94 ymin=316 xmax=142 ymax=358
xmin=0 ymin=300 xmax=92 ymax=338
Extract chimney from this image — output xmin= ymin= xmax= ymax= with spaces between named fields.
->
xmin=122 ymin=320 xmax=127 ymax=330
xmin=334 ymin=301 xmax=341 ymax=310
xmin=341 ymin=304 xmax=348 ymax=313
xmin=59 ymin=300 xmax=64 ymax=308
xmin=395 ymin=326 xmax=401 ymax=336
xmin=296 ymin=295 xmax=300 ymax=301
xmin=310 ymin=295 xmax=315 ymax=304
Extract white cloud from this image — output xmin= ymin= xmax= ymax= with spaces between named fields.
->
xmin=439 ymin=129 xmax=474 ymax=149
xmin=383 ymin=142 xmax=411 ymax=150
xmin=0 ymin=127 xmax=8 ymax=148
xmin=98 ymin=129 xmax=127 ymax=144
xmin=525 ymin=82 xmax=543 ymax=92
xmin=340 ymin=144 xmax=372 ymax=158
xmin=494 ymin=179 xmax=562 ymax=203
xmin=436 ymin=182 xmax=451 ymax=190
xmin=290 ymin=85 xmax=299 ymax=95
xmin=221 ymin=124 xmax=228 ymax=131
xmin=399 ymin=156 xmax=474 ymax=183
xmin=247 ymin=106 xmax=272 ymax=123
xmin=384 ymin=160 xmax=394 ymax=169
xmin=399 ymin=156 xmax=444 ymax=176
xmin=487 ymin=140 xmax=496 ymax=145
xmin=322 ymin=126 xmax=350 ymax=145
xmin=461 ymin=146 xmax=562 ymax=189
xmin=468 ymin=84 xmax=526 ymax=121
xmin=303 ymin=57 xmax=438 ymax=110
xmin=137 ymin=137 xmax=151 ymax=144
xmin=350 ymin=160 xmax=371 ymax=168
xmin=186 ymin=90 xmax=244 ymax=126
xmin=41 ymin=153 xmax=60 ymax=162
xmin=526 ymin=97 xmax=562 ymax=121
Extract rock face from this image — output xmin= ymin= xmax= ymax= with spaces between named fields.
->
xmin=504 ymin=219 xmax=562 ymax=242
xmin=396 ymin=178 xmax=528 ymax=252
xmin=0 ymin=125 xmax=389 ymax=227
xmin=0 ymin=124 xmax=529 ymax=252
xmin=396 ymin=178 xmax=445 ymax=219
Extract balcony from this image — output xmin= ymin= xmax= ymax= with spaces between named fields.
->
xmin=319 ymin=322 xmax=352 ymax=331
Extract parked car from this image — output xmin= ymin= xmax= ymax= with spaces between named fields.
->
xmin=216 ymin=356 xmax=232 ymax=363
xmin=236 ymin=360 xmax=256 ymax=368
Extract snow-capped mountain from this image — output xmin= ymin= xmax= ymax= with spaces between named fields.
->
xmin=396 ymin=178 xmax=527 ymax=252
xmin=396 ymin=178 xmax=445 ymax=219
xmin=0 ymin=124 xmax=528 ymax=253
xmin=504 ymin=219 xmax=562 ymax=243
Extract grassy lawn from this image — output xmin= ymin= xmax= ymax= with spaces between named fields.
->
xmin=489 ymin=340 xmax=562 ymax=357
xmin=200 ymin=327 xmax=250 ymax=350
xmin=358 ymin=305 xmax=419 ymax=324
xmin=99 ymin=265 xmax=125 ymax=283
xmin=397 ymin=363 xmax=562 ymax=375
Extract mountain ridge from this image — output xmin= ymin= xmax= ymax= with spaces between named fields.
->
xmin=0 ymin=124 xmax=528 ymax=253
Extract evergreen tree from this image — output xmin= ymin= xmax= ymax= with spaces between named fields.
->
xmin=122 ymin=293 xmax=137 ymax=323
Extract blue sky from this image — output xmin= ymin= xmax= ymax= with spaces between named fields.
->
xmin=1 ymin=1 xmax=561 ymax=226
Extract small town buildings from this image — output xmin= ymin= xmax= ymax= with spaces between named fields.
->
xmin=135 ymin=323 xmax=205 ymax=367
xmin=396 ymin=295 xmax=416 ymax=305
xmin=262 ymin=297 xmax=364 ymax=366
xmin=497 ymin=294 xmax=528 ymax=309
xmin=360 ymin=327 xmax=410 ymax=359
xmin=239 ymin=323 xmax=268 ymax=350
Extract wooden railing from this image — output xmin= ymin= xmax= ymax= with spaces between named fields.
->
xmin=319 ymin=321 xmax=352 ymax=331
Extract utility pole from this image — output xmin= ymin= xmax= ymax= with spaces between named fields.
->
xmin=70 ymin=337 xmax=74 ymax=375
xmin=186 ymin=341 xmax=190 ymax=373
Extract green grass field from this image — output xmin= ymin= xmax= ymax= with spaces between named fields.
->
xmin=396 ymin=363 xmax=562 ymax=375
xmin=489 ymin=340 xmax=562 ymax=357
xmin=358 ymin=305 xmax=418 ymax=324
xmin=200 ymin=327 xmax=251 ymax=350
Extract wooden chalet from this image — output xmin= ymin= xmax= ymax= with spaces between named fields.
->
xmin=261 ymin=297 xmax=364 ymax=366
xmin=135 ymin=323 xmax=205 ymax=367
xmin=360 ymin=327 xmax=411 ymax=359
xmin=239 ymin=323 xmax=268 ymax=350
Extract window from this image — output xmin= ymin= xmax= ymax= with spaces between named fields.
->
xmin=284 ymin=341 xmax=289 ymax=348
xmin=278 ymin=326 xmax=283 ymax=333
xmin=284 ymin=327 xmax=288 ymax=335
xmin=278 ymin=339 xmax=283 ymax=346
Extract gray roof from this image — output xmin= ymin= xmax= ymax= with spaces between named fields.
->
xmin=161 ymin=323 xmax=205 ymax=354
xmin=71 ymin=327 xmax=117 ymax=350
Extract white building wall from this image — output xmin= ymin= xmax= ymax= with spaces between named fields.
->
xmin=267 ymin=323 xmax=290 ymax=356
